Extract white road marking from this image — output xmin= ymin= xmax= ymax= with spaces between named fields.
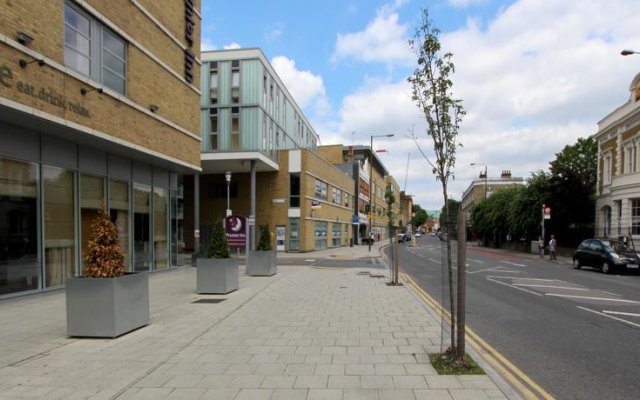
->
xmin=486 ymin=277 xmax=543 ymax=296
xmin=577 ymin=306 xmax=640 ymax=329
xmin=546 ymin=294 xmax=640 ymax=303
xmin=512 ymin=278 xmax=557 ymax=282
xmin=468 ymin=258 xmax=485 ymax=264
xmin=468 ymin=266 xmax=519 ymax=274
xmin=603 ymin=310 xmax=640 ymax=317
xmin=513 ymin=284 xmax=589 ymax=291
xmin=500 ymin=261 xmax=526 ymax=267
xmin=597 ymin=290 xmax=621 ymax=297
xmin=305 ymin=259 xmax=316 ymax=262
xmin=428 ymin=258 xmax=439 ymax=263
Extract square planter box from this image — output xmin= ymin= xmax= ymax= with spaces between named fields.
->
xmin=196 ymin=257 xmax=239 ymax=294
xmin=246 ymin=250 xmax=277 ymax=276
xmin=65 ymin=272 xmax=149 ymax=338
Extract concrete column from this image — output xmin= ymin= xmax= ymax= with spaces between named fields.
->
xmin=250 ymin=160 xmax=256 ymax=250
xmin=194 ymin=172 xmax=200 ymax=255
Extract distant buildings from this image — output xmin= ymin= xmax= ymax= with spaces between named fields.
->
xmin=461 ymin=170 xmax=524 ymax=228
xmin=594 ymin=73 xmax=640 ymax=240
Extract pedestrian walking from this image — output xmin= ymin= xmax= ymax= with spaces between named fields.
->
xmin=537 ymin=236 xmax=544 ymax=258
xmin=549 ymin=235 xmax=557 ymax=260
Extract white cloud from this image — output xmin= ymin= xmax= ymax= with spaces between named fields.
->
xmin=265 ymin=23 xmax=284 ymax=43
xmin=331 ymin=5 xmax=413 ymax=65
xmin=323 ymin=0 xmax=640 ymax=210
xmin=201 ymin=38 xmax=216 ymax=51
xmin=223 ymin=42 xmax=242 ymax=50
xmin=447 ymin=0 xmax=489 ymax=8
xmin=271 ymin=56 xmax=331 ymax=116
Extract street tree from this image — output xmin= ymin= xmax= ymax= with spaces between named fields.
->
xmin=385 ymin=185 xmax=399 ymax=284
xmin=408 ymin=8 xmax=465 ymax=359
xmin=412 ymin=204 xmax=428 ymax=228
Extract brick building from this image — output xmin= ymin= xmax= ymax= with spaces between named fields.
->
xmin=0 ymin=0 xmax=201 ymax=297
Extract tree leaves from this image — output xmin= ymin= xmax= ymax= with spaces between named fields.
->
xmin=83 ymin=207 xmax=126 ymax=278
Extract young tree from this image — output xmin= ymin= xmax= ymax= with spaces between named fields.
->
xmin=408 ymin=8 xmax=465 ymax=358
xmin=385 ymin=185 xmax=398 ymax=284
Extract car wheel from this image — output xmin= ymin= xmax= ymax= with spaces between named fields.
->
xmin=573 ymin=259 xmax=581 ymax=269
xmin=601 ymin=262 xmax=612 ymax=274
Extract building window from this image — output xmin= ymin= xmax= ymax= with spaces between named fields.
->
xmin=109 ymin=180 xmax=130 ymax=268
xmin=604 ymin=154 xmax=612 ymax=185
xmin=625 ymin=146 xmax=634 ymax=174
xmin=263 ymin=75 xmax=267 ymax=108
xmin=615 ymin=200 xmax=622 ymax=235
xmin=632 ymin=199 xmax=640 ymax=235
xmin=332 ymin=188 xmax=342 ymax=205
xmin=64 ymin=2 xmax=126 ymax=95
xmin=153 ymin=187 xmax=168 ymax=269
xmin=331 ymin=223 xmax=341 ymax=247
xmin=43 ymin=165 xmax=76 ymax=288
xmin=288 ymin=218 xmax=300 ymax=251
xmin=231 ymin=107 xmax=240 ymax=150
xmin=231 ymin=60 xmax=240 ymax=104
xmin=314 ymin=221 xmax=327 ymax=250
xmin=133 ymin=183 xmax=151 ymax=272
xmin=0 ymin=157 xmax=38 ymax=295
xmin=290 ymin=174 xmax=300 ymax=207
xmin=262 ymin=112 xmax=267 ymax=151
xmin=210 ymin=62 xmax=218 ymax=104
xmin=210 ymin=108 xmax=218 ymax=150
xmin=315 ymin=179 xmax=328 ymax=200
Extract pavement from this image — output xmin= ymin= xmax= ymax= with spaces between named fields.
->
xmin=0 ymin=241 xmax=518 ymax=400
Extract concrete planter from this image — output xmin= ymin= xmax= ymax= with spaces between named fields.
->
xmin=65 ymin=272 xmax=149 ymax=338
xmin=196 ymin=257 xmax=239 ymax=294
xmin=246 ymin=250 xmax=277 ymax=276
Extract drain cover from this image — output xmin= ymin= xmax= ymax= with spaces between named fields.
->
xmin=369 ymin=274 xmax=385 ymax=278
xmin=192 ymin=298 xmax=226 ymax=304
xmin=356 ymin=271 xmax=370 ymax=275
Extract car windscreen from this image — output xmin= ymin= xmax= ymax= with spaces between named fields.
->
xmin=602 ymin=240 xmax=630 ymax=253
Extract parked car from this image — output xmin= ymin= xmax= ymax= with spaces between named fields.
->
xmin=572 ymin=239 xmax=640 ymax=274
xmin=397 ymin=232 xmax=411 ymax=243
xmin=415 ymin=232 xmax=421 ymax=238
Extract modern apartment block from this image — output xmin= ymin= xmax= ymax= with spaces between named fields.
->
xmin=594 ymin=73 xmax=640 ymax=240
xmin=190 ymin=49 xmax=401 ymax=252
xmin=0 ymin=0 xmax=202 ymax=297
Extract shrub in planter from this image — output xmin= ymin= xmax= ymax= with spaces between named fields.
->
xmin=247 ymin=225 xmax=277 ymax=276
xmin=66 ymin=206 xmax=149 ymax=338
xmin=196 ymin=219 xmax=238 ymax=293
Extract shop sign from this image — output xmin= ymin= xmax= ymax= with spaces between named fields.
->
xmin=0 ymin=63 xmax=91 ymax=117
xmin=311 ymin=200 xmax=321 ymax=210
xmin=225 ymin=215 xmax=246 ymax=248
xmin=184 ymin=0 xmax=195 ymax=83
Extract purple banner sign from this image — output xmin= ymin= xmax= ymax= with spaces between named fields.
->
xmin=225 ymin=215 xmax=247 ymax=248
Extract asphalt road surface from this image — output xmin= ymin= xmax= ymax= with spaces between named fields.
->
xmin=396 ymin=235 xmax=640 ymax=400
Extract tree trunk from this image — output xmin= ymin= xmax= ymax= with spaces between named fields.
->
xmin=444 ymin=194 xmax=456 ymax=352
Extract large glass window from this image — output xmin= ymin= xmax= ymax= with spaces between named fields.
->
xmin=154 ymin=187 xmax=168 ymax=269
xmin=80 ymin=174 xmax=104 ymax=271
xmin=231 ymin=107 xmax=240 ymax=150
xmin=290 ymin=174 xmax=300 ymax=207
xmin=133 ymin=183 xmax=151 ymax=271
xmin=210 ymin=108 xmax=218 ymax=150
xmin=331 ymin=223 xmax=341 ymax=247
xmin=109 ymin=180 xmax=130 ymax=269
xmin=231 ymin=60 xmax=240 ymax=104
xmin=632 ymin=199 xmax=640 ymax=235
xmin=210 ymin=62 xmax=218 ymax=104
xmin=314 ymin=221 xmax=327 ymax=250
xmin=64 ymin=2 xmax=127 ymax=95
xmin=171 ymin=179 xmax=184 ymax=266
xmin=314 ymin=179 xmax=327 ymax=200
xmin=0 ymin=157 xmax=39 ymax=295
xmin=43 ymin=166 xmax=75 ymax=288
xmin=332 ymin=188 xmax=342 ymax=205
xmin=288 ymin=218 xmax=300 ymax=251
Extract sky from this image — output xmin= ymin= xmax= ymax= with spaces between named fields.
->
xmin=201 ymin=0 xmax=640 ymax=211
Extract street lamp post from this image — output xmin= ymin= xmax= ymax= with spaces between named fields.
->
xmin=225 ymin=171 xmax=232 ymax=217
xmin=369 ymin=134 xmax=394 ymax=249
xmin=470 ymin=163 xmax=487 ymax=200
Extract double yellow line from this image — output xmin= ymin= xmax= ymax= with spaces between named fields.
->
xmin=400 ymin=272 xmax=555 ymax=400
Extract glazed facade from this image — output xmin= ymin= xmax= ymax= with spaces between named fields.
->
xmin=0 ymin=0 xmax=202 ymax=297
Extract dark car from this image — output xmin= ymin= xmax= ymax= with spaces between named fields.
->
xmin=572 ymin=239 xmax=640 ymax=274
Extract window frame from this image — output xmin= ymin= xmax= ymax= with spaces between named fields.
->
xmin=64 ymin=1 xmax=127 ymax=95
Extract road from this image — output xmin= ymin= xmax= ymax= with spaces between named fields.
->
xmin=397 ymin=235 xmax=640 ymax=399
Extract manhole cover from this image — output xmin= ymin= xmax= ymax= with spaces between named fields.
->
xmin=370 ymin=274 xmax=385 ymax=278
xmin=356 ymin=271 xmax=370 ymax=275
xmin=192 ymin=298 xmax=226 ymax=304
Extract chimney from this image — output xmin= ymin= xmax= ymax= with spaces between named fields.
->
xmin=501 ymin=170 xmax=511 ymax=178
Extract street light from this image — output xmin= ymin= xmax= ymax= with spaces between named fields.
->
xmin=470 ymin=162 xmax=487 ymax=200
xmin=369 ymin=134 xmax=394 ymax=247
xmin=621 ymin=49 xmax=640 ymax=56
xmin=225 ymin=171 xmax=232 ymax=217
